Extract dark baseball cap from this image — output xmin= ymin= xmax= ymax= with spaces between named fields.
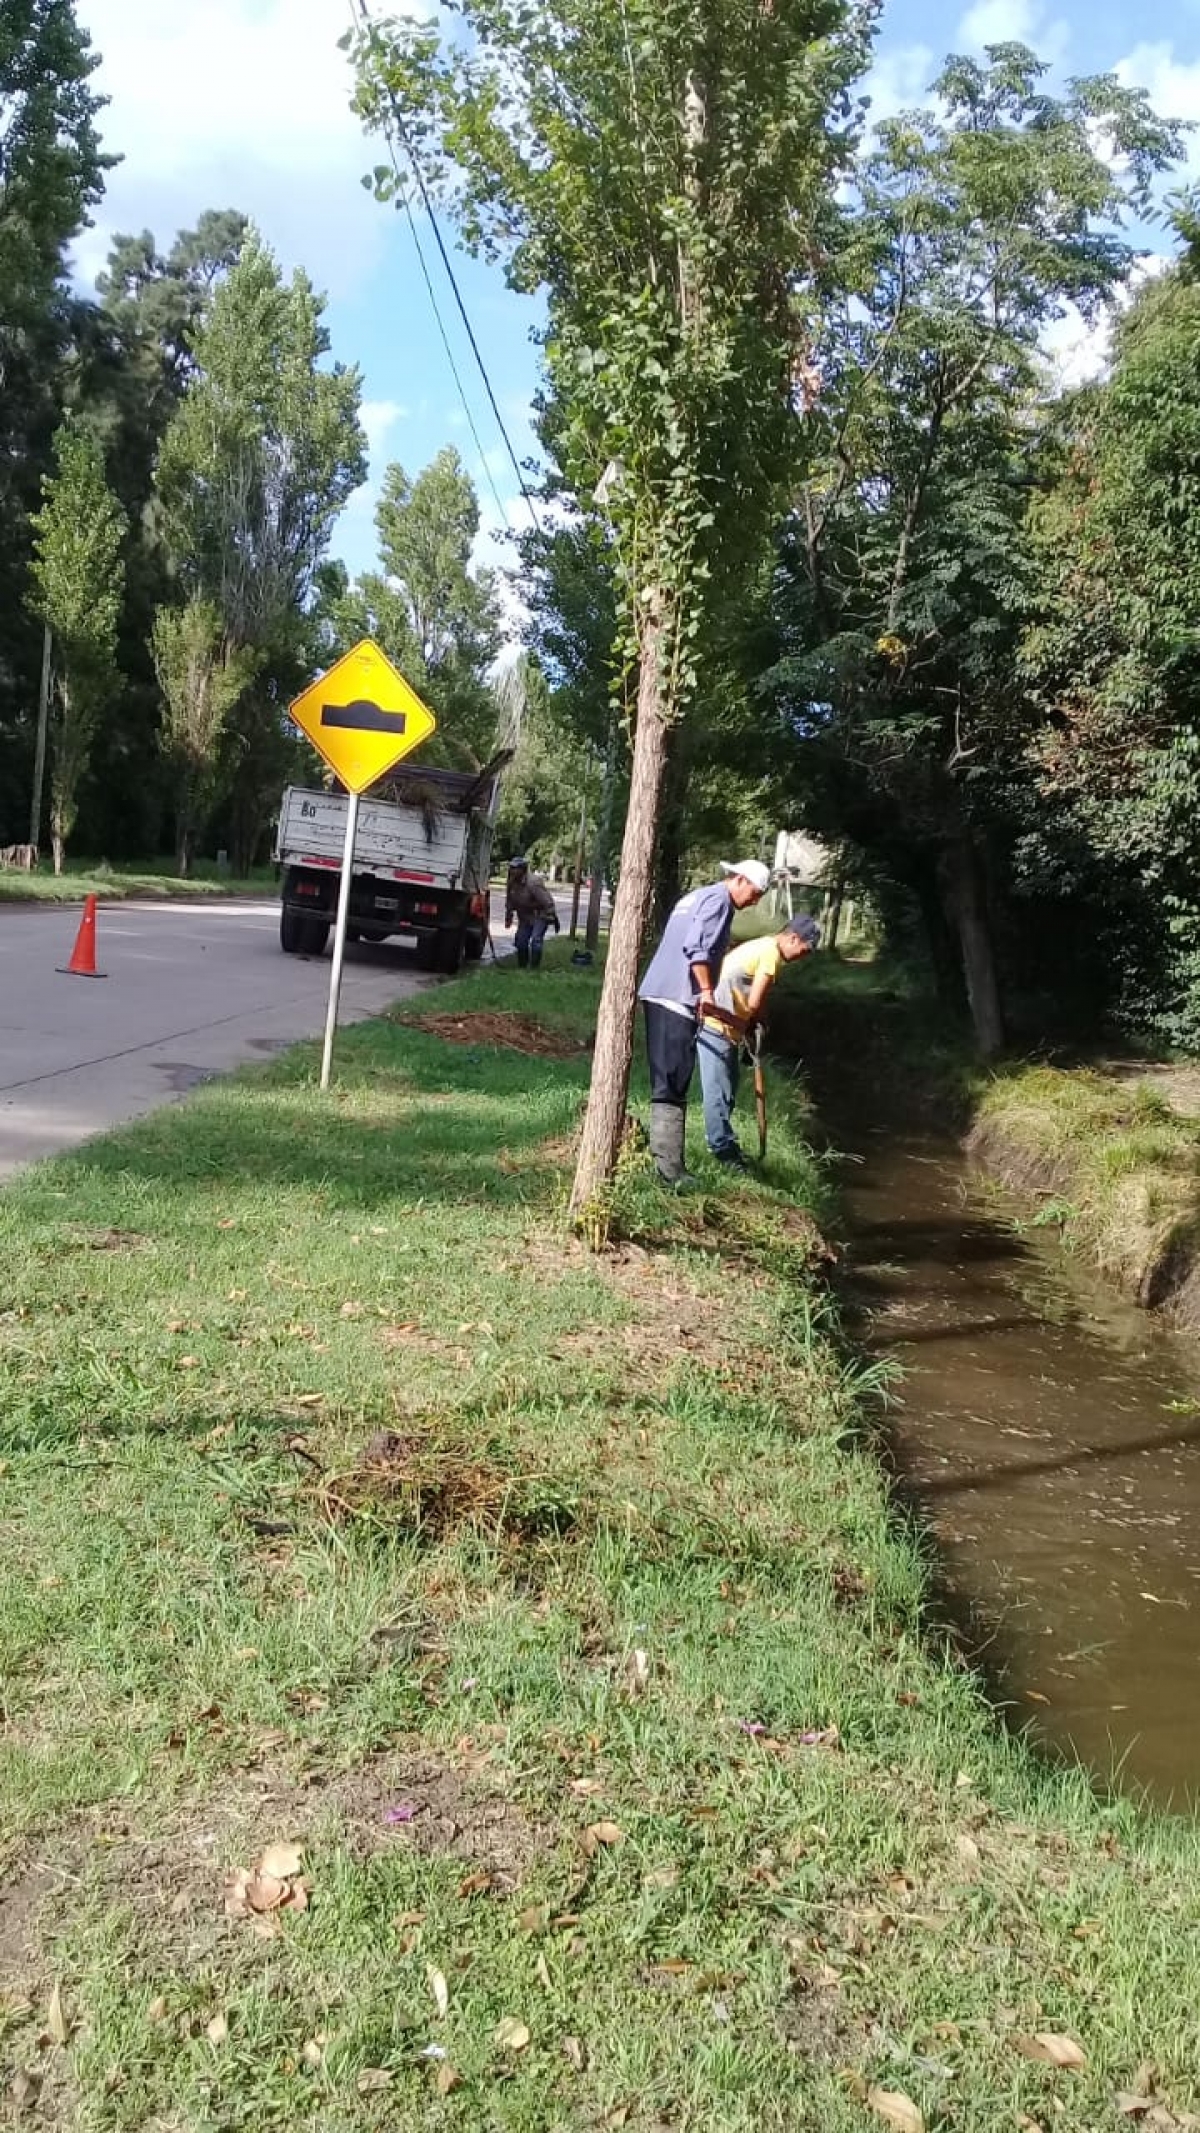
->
xmin=782 ymin=914 xmax=821 ymax=948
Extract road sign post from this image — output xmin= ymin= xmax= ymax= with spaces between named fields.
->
xmin=319 ymin=788 xmax=360 ymax=1092
xmin=288 ymin=640 xmax=437 ymax=1091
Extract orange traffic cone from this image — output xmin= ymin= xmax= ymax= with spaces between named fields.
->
xmin=57 ymin=894 xmax=106 ymax=979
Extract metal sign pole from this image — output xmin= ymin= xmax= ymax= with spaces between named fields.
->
xmin=320 ymin=789 xmax=361 ymax=1091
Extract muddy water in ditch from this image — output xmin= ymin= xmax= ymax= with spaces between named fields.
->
xmin=839 ymin=1126 xmax=1200 ymax=1808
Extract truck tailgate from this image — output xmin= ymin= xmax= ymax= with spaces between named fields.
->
xmin=279 ymin=788 xmax=468 ymax=883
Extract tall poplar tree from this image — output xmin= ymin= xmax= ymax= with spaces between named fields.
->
xmin=352 ymin=0 xmax=870 ymax=1216
xmin=30 ymin=421 xmax=126 ymax=871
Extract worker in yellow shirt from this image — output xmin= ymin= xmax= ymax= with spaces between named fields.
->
xmin=697 ymin=914 xmax=820 ymax=1168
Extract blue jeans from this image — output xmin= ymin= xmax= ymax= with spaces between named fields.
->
xmin=697 ymin=1027 xmax=740 ymax=1156
xmin=515 ymin=915 xmax=550 ymax=966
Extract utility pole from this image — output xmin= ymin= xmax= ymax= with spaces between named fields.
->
xmin=585 ymin=726 xmax=618 ymax=953
xmin=29 ymin=624 xmax=51 ymax=853
xmin=568 ymin=787 xmax=588 ymax=938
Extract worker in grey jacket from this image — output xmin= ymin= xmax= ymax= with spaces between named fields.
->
xmin=636 ymin=860 xmax=770 ymax=1184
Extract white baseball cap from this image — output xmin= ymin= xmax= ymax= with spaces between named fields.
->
xmin=720 ymin=859 xmax=771 ymax=894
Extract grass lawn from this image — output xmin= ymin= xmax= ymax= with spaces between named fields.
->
xmin=2 ymin=949 xmax=1199 ymax=2130
xmin=0 ymin=861 xmax=273 ymax=904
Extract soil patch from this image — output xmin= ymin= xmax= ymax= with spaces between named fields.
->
xmin=0 ymin=1859 xmax=56 ymax=1984
xmin=1 ymin=1749 xmax=551 ymax=2005
xmin=404 ymin=1010 xmax=591 ymax=1061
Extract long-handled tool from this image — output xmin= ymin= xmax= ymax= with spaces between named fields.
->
xmin=752 ymin=1025 xmax=768 ymax=1163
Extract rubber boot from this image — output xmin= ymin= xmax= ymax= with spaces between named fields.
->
xmin=649 ymin=1102 xmax=696 ymax=1189
xmin=516 ymin=946 xmax=529 ymax=968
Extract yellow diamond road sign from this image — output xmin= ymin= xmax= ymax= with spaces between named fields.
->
xmin=288 ymin=639 xmax=437 ymax=794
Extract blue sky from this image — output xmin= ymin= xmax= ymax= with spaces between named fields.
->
xmin=73 ymin=0 xmax=1200 ymax=585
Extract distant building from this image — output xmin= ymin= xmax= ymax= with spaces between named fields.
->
xmin=772 ymin=830 xmax=835 ymax=887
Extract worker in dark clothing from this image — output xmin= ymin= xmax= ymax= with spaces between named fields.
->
xmin=636 ymin=860 xmax=771 ymax=1185
xmin=505 ymin=857 xmax=559 ymax=968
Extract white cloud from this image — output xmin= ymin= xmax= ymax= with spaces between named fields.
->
xmin=361 ymin=399 xmax=408 ymax=460
xmin=72 ymin=0 xmax=398 ymax=296
xmin=957 ymin=0 xmax=1068 ymax=63
xmin=859 ymin=44 xmax=934 ymax=126
xmin=1040 ymin=254 xmax=1172 ymax=391
xmin=1118 ymin=43 xmax=1200 ymax=166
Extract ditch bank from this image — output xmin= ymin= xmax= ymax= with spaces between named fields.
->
xmin=970 ymin=1065 xmax=1200 ymax=1332
xmin=779 ymin=967 xmax=1200 ymax=1805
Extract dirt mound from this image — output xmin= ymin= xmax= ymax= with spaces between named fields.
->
xmin=405 ymin=1010 xmax=590 ymax=1060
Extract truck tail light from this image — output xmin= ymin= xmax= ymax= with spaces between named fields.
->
xmin=469 ymin=892 xmax=486 ymax=918
xmin=415 ymin=900 xmax=439 ymax=917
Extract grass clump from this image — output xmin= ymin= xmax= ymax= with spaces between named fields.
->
xmin=0 ymin=858 xmax=272 ymax=902
xmin=1 ymin=948 xmax=1200 ymax=2128
xmin=973 ymin=1062 xmax=1200 ymax=1309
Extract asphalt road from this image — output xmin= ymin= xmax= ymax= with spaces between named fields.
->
xmin=0 ymin=887 xmax=588 ymax=1179
xmin=0 ymin=899 xmax=438 ymax=1179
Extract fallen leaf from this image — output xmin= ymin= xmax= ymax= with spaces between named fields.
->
xmin=427 ymin=1966 xmax=449 ymax=2021
xmin=46 ymin=1984 xmax=69 ymax=2047
xmin=340 ymin=1300 xmax=364 ymax=1318
xmin=435 ymin=2063 xmax=462 ymax=2096
xmin=458 ymin=1869 xmax=492 ymax=1897
xmin=244 ymin=1870 xmax=288 ymax=1913
xmin=536 ymin=1953 xmax=553 ymax=1990
xmin=624 ymin=1648 xmax=651 ymax=1695
xmin=302 ymin=2037 xmax=326 ymax=2069
xmin=9 ymin=2070 xmax=41 ymax=2113
xmin=494 ymin=2016 xmax=531 ymax=2053
xmin=867 ymin=2086 xmax=924 ymax=2133
xmin=643 ymin=1864 xmax=681 ymax=1890
xmin=955 ymin=1834 xmax=981 ymax=1868
xmin=570 ymin=1776 xmax=605 ymax=1797
xmin=259 ymin=1841 xmax=303 ymax=1881
xmin=562 ymin=2035 xmax=586 ymax=2072
xmin=518 ymin=1904 xmax=549 ymax=1935
xmin=582 ymin=1820 xmax=625 ymax=1855
xmin=146 ymin=1995 xmax=168 ymax=2025
xmin=357 ymin=2068 xmax=393 ymax=2094
xmin=205 ymin=2012 xmax=228 ymax=2046
xmin=1015 ymin=2033 xmax=1087 ymax=2071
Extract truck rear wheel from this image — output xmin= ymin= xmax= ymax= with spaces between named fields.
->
xmin=281 ymin=908 xmax=329 ymax=957
xmin=434 ymin=928 xmax=465 ymax=975
xmin=464 ymin=927 xmax=486 ymax=962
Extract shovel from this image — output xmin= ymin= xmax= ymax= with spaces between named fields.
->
xmin=752 ymin=1025 xmax=768 ymax=1163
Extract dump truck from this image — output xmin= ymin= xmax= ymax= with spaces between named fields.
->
xmin=274 ymin=756 xmax=509 ymax=972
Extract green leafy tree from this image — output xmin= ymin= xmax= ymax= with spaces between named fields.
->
xmin=0 ymin=0 xmax=112 ymax=839
xmin=1021 ymin=252 xmax=1200 ymax=1043
xmin=770 ymin=45 xmax=1182 ymax=1051
xmin=30 ymin=420 xmax=126 ymax=871
xmin=153 ymin=231 xmax=366 ymax=870
xmin=352 ymin=0 xmax=871 ymax=1213
xmin=72 ymin=212 xmax=250 ymax=855
xmin=152 ymin=601 xmax=257 ymax=873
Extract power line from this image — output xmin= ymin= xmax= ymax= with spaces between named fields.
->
xmin=348 ymin=0 xmax=542 ymax=538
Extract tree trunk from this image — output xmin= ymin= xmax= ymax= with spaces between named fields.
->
xmin=51 ymin=828 xmax=64 ymax=878
xmin=940 ymin=835 xmax=1004 ymax=1057
xmin=825 ymin=878 xmax=845 ymax=949
xmin=654 ymin=736 xmax=688 ymax=930
xmin=570 ymin=605 xmax=671 ymax=1219
xmin=176 ymin=821 xmax=194 ymax=878
xmin=911 ymin=864 xmax=962 ymax=1011
xmin=585 ymin=726 xmax=620 ymax=954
